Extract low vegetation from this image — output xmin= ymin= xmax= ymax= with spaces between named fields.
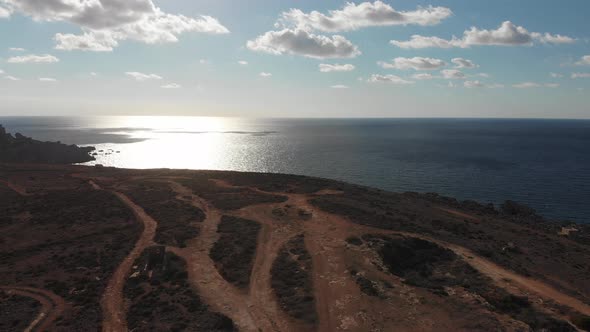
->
xmin=0 ymin=291 xmax=41 ymax=331
xmin=123 ymin=181 xmax=204 ymax=247
xmin=124 ymin=246 xmax=235 ymax=331
xmin=270 ymin=234 xmax=317 ymax=325
xmin=177 ymin=177 xmax=288 ymax=210
xmin=364 ymin=234 xmax=575 ymax=331
xmin=209 ymin=216 xmax=261 ymax=288
xmin=0 ymin=188 xmax=141 ymax=331
xmin=311 ymin=187 xmax=590 ymax=303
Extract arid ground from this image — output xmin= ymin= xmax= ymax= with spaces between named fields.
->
xmin=1 ymin=163 xmax=590 ymax=331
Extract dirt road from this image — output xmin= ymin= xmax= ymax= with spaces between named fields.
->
xmin=0 ymin=286 xmax=65 ymax=332
xmin=97 ymin=185 xmax=158 ymax=332
xmin=73 ymin=176 xmax=590 ymax=331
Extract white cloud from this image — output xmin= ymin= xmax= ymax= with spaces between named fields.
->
xmin=39 ymin=77 xmax=57 ymax=82
xmin=463 ymin=22 xmax=535 ymax=46
xmin=278 ymin=2 xmax=452 ymax=32
xmin=161 ymin=83 xmax=181 ymax=89
xmin=319 ymin=63 xmax=355 ymax=72
xmin=2 ymin=0 xmax=229 ymax=52
xmin=532 ymin=33 xmax=575 ymax=44
xmin=8 ymin=47 xmax=25 ymax=51
xmin=572 ymin=73 xmax=590 ymax=79
xmin=367 ymin=74 xmax=414 ymax=85
xmin=513 ymin=82 xmax=540 ymax=88
xmin=4 ymin=75 xmax=20 ymax=80
xmin=411 ymin=73 xmax=435 ymax=80
xmin=199 ymin=59 xmax=209 ymax=65
xmin=513 ymin=82 xmax=559 ymax=88
xmin=90 ymin=72 xmax=98 ymax=76
xmin=463 ymin=81 xmax=504 ymax=88
xmin=7 ymin=54 xmax=59 ymax=64
xmin=247 ymin=29 xmax=360 ymax=59
xmin=330 ymin=84 xmax=349 ymax=89
xmin=451 ymin=58 xmax=477 ymax=69
xmin=575 ymin=55 xmax=590 ymax=66
xmin=0 ymin=6 xmax=10 ymax=18
xmin=259 ymin=72 xmax=272 ymax=77
xmin=464 ymin=80 xmax=484 ymax=88
xmin=550 ymin=72 xmax=564 ymax=78
xmin=441 ymin=69 xmax=466 ymax=79
xmin=125 ymin=71 xmax=162 ymax=81
xmin=55 ymin=31 xmax=118 ymax=51
xmin=391 ymin=21 xmax=574 ymax=49
xmin=476 ymin=73 xmax=490 ymax=78
xmin=378 ymin=57 xmax=446 ymax=70
xmin=238 ymin=60 xmax=248 ymax=65
xmin=0 ymin=69 xmax=3 ymax=74
xmin=391 ymin=35 xmax=460 ymax=49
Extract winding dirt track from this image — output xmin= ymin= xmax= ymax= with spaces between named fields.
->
xmin=0 ymin=286 xmax=66 ymax=332
xmin=0 ymin=179 xmax=29 ymax=196
xmin=69 ymin=175 xmax=590 ymax=331
xmin=212 ymin=180 xmax=590 ymax=328
xmin=85 ymin=181 xmax=158 ymax=332
xmin=167 ymin=181 xmax=299 ymax=332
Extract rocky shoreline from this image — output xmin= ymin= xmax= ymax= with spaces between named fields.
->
xmin=0 ymin=125 xmax=95 ymax=164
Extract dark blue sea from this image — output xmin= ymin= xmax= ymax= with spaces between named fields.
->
xmin=2 ymin=116 xmax=589 ymax=223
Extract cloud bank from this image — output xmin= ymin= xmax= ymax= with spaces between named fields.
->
xmin=571 ymin=73 xmax=590 ymax=79
xmin=7 ymin=54 xmax=59 ymax=63
xmin=575 ymin=55 xmax=590 ymax=66
xmin=378 ymin=57 xmax=446 ymax=70
xmin=319 ymin=63 xmax=355 ymax=72
xmin=441 ymin=69 xmax=466 ymax=79
xmin=513 ymin=82 xmax=559 ymax=88
xmin=367 ymin=74 xmax=414 ymax=85
xmin=452 ymin=58 xmax=477 ymax=69
xmin=247 ymin=29 xmax=360 ymax=59
xmin=125 ymin=71 xmax=163 ymax=81
xmin=0 ymin=0 xmax=229 ymax=51
xmin=277 ymin=1 xmax=452 ymax=32
xmin=391 ymin=21 xmax=575 ymax=49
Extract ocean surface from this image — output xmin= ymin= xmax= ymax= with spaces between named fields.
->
xmin=2 ymin=116 xmax=589 ymax=223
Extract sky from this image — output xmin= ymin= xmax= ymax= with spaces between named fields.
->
xmin=0 ymin=0 xmax=589 ymax=118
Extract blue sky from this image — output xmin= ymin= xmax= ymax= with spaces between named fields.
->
xmin=0 ymin=0 xmax=589 ymax=118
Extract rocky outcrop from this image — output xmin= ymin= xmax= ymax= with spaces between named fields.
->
xmin=0 ymin=124 xmax=95 ymax=164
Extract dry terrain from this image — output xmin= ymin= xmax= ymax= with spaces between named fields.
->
xmin=1 ymin=163 xmax=590 ymax=331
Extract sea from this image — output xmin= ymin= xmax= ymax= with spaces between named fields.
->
xmin=2 ymin=116 xmax=589 ymax=223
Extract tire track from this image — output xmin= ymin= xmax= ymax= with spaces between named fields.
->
xmin=0 ymin=286 xmax=65 ymax=332
xmin=84 ymin=180 xmax=158 ymax=332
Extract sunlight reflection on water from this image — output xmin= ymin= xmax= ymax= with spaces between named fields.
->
xmin=80 ymin=116 xmax=293 ymax=171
